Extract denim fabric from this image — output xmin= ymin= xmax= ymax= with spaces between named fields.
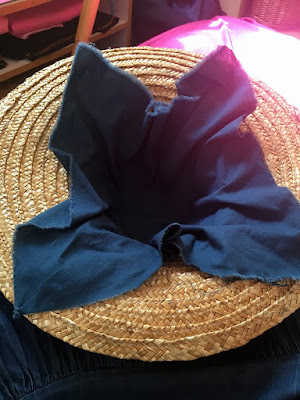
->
xmin=0 ymin=293 xmax=299 ymax=400
xmin=131 ymin=0 xmax=225 ymax=45
xmin=12 ymin=43 xmax=300 ymax=316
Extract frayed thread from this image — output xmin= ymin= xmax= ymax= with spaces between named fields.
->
xmin=12 ymin=306 xmax=22 ymax=320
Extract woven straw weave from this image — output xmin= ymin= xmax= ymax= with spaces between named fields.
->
xmin=250 ymin=0 xmax=300 ymax=30
xmin=0 ymin=47 xmax=299 ymax=361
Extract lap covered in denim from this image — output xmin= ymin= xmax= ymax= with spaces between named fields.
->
xmin=1 ymin=292 xmax=300 ymax=400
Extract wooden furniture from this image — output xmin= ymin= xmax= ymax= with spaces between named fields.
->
xmin=73 ymin=0 xmax=101 ymax=53
xmin=0 ymin=0 xmax=132 ymax=82
xmin=0 ymin=0 xmax=53 ymax=16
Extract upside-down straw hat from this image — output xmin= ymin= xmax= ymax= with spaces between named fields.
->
xmin=0 ymin=47 xmax=299 ymax=361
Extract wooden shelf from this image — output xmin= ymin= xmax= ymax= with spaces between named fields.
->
xmin=0 ymin=19 xmax=128 ymax=82
xmin=0 ymin=0 xmax=132 ymax=83
xmin=0 ymin=0 xmax=54 ymax=16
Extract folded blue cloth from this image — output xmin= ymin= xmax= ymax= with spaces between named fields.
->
xmin=13 ymin=43 xmax=300 ymax=316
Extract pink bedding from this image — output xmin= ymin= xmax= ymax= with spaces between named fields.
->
xmin=141 ymin=16 xmax=300 ymax=110
xmin=7 ymin=0 xmax=83 ymax=38
xmin=0 ymin=16 xmax=8 ymax=35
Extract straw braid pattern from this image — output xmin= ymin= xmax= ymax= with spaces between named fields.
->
xmin=0 ymin=47 xmax=299 ymax=361
xmin=250 ymin=0 xmax=300 ymax=30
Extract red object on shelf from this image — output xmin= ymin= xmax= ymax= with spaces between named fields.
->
xmin=0 ymin=15 xmax=8 ymax=33
xmin=6 ymin=0 xmax=83 ymax=37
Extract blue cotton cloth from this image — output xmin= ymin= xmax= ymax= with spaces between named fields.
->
xmin=12 ymin=43 xmax=300 ymax=316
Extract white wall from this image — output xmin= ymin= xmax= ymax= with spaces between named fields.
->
xmin=219 ymin=0 xmax=243 ymax=17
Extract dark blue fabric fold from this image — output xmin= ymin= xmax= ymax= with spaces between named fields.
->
xmin=1 ymin=292 xmax=300 ymax=400
xmin=13 ymin=43 xmax=300 ymax=315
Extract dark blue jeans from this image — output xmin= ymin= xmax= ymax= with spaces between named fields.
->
xmin=131 ymin=0 xmax=225 ymax=45
xmin=0 ymin=292 xmax=299 ymax=400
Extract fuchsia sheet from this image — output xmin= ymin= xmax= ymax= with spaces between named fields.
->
xmin=141 ymin=16 xmax=300 ymax=110
xmin=7 ymin=0 xmax=83 ymax=38
xmin=0 ymin=16 xmax=8 ymax=35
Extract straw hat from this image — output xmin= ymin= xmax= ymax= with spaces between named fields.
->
xmin=0 ymin=47 xmax=299 ymax=362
